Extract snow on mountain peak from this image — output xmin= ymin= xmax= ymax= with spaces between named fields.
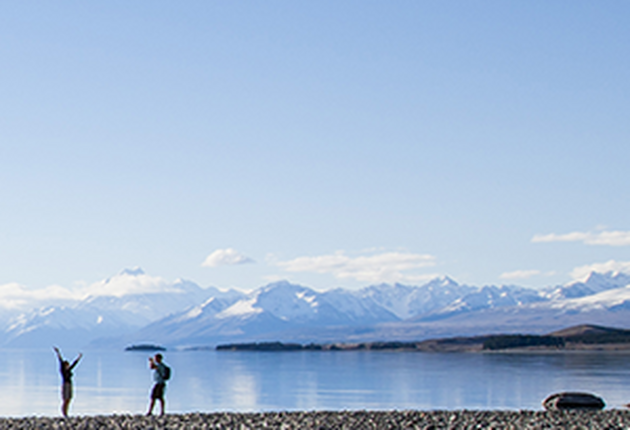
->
xmin=296 ymin=290 xmax=317 ymax=306
xmin=583 ymin=271 xmax=630 ymax=289
xmin=569 ymin=269 xmax=630 ymax=286
xmin=254 ymin=282 xmax=323 ymax=320
xmin=545 ymin=270 xmax=630 ymax=300
xmin=216 ymin=297 xmax=262 ymax=319
xmin=8 ymin=267 xmax=630 ymax=349
xmin=421 ymin=276 xmax=461 ymax=290
xmin=438 ymin=276 xmax=458 ymax=287
xmin=550 ymin=284 xmax=630 ymax=312
xmin=119 ymin=267 xmax=145 ymax=277
xmin=184 ymin=303 xmax=206 ymax=319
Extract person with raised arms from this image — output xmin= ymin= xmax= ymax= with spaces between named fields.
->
xmin=53 ymin=346 xmax=82 ymax=417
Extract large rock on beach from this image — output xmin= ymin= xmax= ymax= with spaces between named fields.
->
xmin=543 ymin=392 xmax=606 ymax=411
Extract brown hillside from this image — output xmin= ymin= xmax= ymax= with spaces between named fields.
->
xmin=548 ymin=324 xmax=630 ymax=338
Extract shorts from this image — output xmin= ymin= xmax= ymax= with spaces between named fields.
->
xmin=62 ymin=382 xmax=73 ymax=401
xmin=151 ymin=382 xmax=166 ymax=400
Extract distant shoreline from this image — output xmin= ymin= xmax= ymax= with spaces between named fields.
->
xmin=214 ymin=340 xmax=630 ymax=353
xmin=214 ymin=324 xmax=630 ymax=353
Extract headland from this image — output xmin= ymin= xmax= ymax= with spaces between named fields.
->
xmin=215 ymin=324 xmax=630 ymax=353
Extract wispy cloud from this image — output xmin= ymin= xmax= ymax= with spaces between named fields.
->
xmin=0 ymin=283 xmax=77 ymax=310
xmin=202 ymin=248 xmax=255 ymax=267
xmin=277 ymin=250 xmax=438 ymax=284
xmin=82 ymin=270 xmax=176 ymax=298
xmin=0 ymin=269 xmax=211 ymax=309
xmin=499 ymin=269 xmax=541 ymax=280
xmin=532 ymin=230 xmax=630 ymax=246
xmin=570 ymin=260 xmax=630 ymax=281
xmin=0 ymin=268 xmax=211 ymax=310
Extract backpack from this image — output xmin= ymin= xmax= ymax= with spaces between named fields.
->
xmin=161 ymin=364 xmax=171 ymax=381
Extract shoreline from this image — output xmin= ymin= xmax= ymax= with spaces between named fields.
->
xmin=1 ymin=410 xmax=630 ymax=429
xmin=213 ymin=325 xmax=630 ymax=354
xmin=212 ymin=342 xmax=630 ymax=354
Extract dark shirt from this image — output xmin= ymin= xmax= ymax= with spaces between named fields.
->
xmin=60 ymin=365 xmax=72 ymax=383
xmin=59 ymin=358 xmax=79 ymax=384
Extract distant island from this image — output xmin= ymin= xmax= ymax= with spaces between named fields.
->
xmin=217 ymin=342 xmax=323 ymax=351
xmin=215 ymin=324 xmax=630 ymax=353
xmin=125 ymin=344 xmax=166 ymax=352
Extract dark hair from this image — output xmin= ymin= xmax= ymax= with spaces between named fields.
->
xmin=155 ymin=353 xmax=163 ymax=360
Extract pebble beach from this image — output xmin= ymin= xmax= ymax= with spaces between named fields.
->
xmin=1 ymin=410 xmax=630 ymax=429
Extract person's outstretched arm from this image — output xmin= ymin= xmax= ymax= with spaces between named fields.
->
xmin=53 ymin=347 xmax=63 ymax=364
xmin=69 ymin=353 xmax=83 ymax=370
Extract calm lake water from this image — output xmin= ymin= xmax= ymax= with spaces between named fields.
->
xmin=1 ymin=348 xmax=629 ymax=417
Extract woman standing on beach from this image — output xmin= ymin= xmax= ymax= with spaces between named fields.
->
xmin=53 ymin=346 xmax=82 ymax=417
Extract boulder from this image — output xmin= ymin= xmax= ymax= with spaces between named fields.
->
xmin=543 ymin=392 xmax=605 ymax=410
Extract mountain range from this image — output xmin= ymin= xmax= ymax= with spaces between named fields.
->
xmin=2 ymin=268 xmax=630 ymax=349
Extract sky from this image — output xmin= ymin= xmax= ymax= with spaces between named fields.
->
xmin=1 ymin=1 xmax=630 ymax=293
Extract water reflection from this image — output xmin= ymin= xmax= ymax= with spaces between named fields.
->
xmin=0 ymin=348 xmax=629 ymax=417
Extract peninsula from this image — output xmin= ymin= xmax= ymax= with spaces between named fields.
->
xmin=215 ymin=324 xmax=630 ymax=353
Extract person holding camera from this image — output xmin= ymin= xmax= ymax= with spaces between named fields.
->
xmin=146 ymin=353 xmax=170 ymax=416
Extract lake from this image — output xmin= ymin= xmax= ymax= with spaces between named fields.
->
xmin=1 ymin=348 xmax=629 ymax=417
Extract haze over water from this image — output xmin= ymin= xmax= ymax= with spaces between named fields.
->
xmin=2 ymin=348 xmax=629 ymax=417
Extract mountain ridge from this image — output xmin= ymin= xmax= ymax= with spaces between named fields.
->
xmin=2 ymin=268 xmax=630 ymax=349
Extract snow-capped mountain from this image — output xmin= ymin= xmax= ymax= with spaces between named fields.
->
xmin=3 ymin=268 xmax=630 ymax=348
xmin=0 ymin=269 xmax=240 ymax=347
xmin=212 ymin=281 xmax=400 ymax=327
xmin=543 ymin=271 xmax=630 ymax=299
xmin=416 ymin=284 xmax=547 ymax=321
xmin=78 ymin=278 xmax=222 ymax=324
xmin=358 ymin=277 xmax=475 ymax=319
xmin=126 ymin=281 xmax=400 ymax=347
xmin=123 ymin=271 xmax=630 ymax=348
xmin=386 ymin=284 xmax=630 ymax=341
xmin=3 ymin=304 xmax=140 ymax=347
xmin=548 ymin=283 xmax=630 ymax=312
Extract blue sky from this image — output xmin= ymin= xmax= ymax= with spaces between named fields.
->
xmin=1 ymin=2 xmax=629 ymax=292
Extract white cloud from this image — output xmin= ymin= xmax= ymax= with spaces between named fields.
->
xmin=0 ymin=283 xmax=77 ymax=310
xmin=202 ymin=248 xmax=255 ymax=267
xmin=499 ymin=269 xmax=541 ymax=280
xmin=277 ymin=250 xmax=437 ymax=284
xmin=81 ymin=271 xmax=177 ymax=298
xmin=0 ymin=269 xmax=202 ymax=309
xmin=570 ymin=260 xmax=630 ymax=281
xmin=532 ymin=230 xmax=630 ymax=246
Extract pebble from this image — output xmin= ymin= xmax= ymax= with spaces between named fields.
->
xmin=0 ymin=410 xmax=629 ymax=429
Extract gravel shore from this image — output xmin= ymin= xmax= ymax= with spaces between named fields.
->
xmin=1 ymin=410 xmax=629 ymax=429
